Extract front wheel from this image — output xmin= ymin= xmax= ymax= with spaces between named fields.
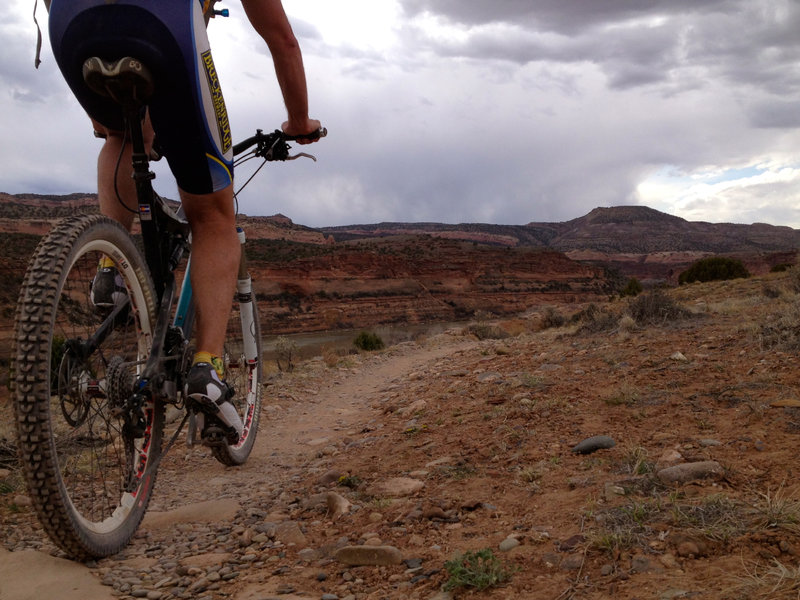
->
xmin=210 ymin=276 xmax=262 ymax=466
xmin=11 ymin=215 xmax=160 ymax=559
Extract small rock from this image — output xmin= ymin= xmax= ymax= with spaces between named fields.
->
xmin=477 ymin=371 xmax=503 ymax=382
xmin=698 ymin=439 xmax=722 ymax=447
xmin=542 ymin=552 xmax=561 ymax=568
xmin=297 ymin=548 xmax=318 ymax=561
xmin=558 ymin=534 xmax=585 ymax=552
xmin=0 ymin=468 xmax=11 ymax=479
xmin=327 ymin=492 xmax=351 ymax=519
xmin=561 ymin=555 xmax=584 ymax=571
xmin=630 ymin=554 xmax=660 ymax=573
xmin=660 ymin=553 xmax=680 ymax=569
xmin=657 ymin=461 xmax=722 ymax=484
xmin=498 ymin=537 xmax=520 ymax=552
xmin=658 ymin=448 xmax=683 ymax=467
xmin=572 ymin=435 xmax=615 ymax=455
xmin=422 ymin=506 xmax=447 ymax=520
xmin=672 ymin=534 xmax=709 ymax=558
xmin=604 ymin=481 xmax=625 ymax=500
xmin=12 ymin=495 xmax=32 ymax=508
xmin=334 ymin=545 xmax=404 ymax=566
xmin=273 ymin=521 xmax=307 ymax=546
xmin=568 ymin=476 xmax=595 ymax=489
xmin=318 ymin=469 xmax=342 ymax=486
xmin=367 ymin=477 xmax=424 ymax=498
xmin=670 ymin=351 xmax=688 ymax=362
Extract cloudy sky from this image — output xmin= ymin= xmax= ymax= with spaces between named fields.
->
xmin=2 ymin=0 xmax=800 ymax=228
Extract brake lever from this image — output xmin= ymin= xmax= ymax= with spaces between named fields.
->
xmin=287 ymin=152 xmax=318 ymax=162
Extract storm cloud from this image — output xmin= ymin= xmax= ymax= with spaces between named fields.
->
xmin=1 ymin=0 xmax=798 ymax=227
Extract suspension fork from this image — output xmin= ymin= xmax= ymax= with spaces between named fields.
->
xmin=236 ymin=227 xmax=258 ymax=363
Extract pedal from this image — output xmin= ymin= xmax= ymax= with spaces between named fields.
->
xmin=82 ymin=56 xmax=155 ymax=105
xmin=187 ymin=412 xmax=204 ymax=447
xmin=201 ymin=425 xmax=229 ymax=447
xmin=202 ymin=421 xmax=240 ymax=446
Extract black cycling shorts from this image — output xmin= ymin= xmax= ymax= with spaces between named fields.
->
xmin=49 ymin=0 xmax=233 ymax=194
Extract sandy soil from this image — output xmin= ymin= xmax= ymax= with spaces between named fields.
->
xmin=4 ymin=271 xmax=800 ymax=599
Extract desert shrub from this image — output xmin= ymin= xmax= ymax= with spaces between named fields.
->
xmin=353 ymin=330 xmax=384 ymax=351
xmin=771 ymin=263 xmax=794 ymax=273
xmin=571 ymin=303 xmax=618 ymax=334
xmin=621 ymin=277 xmax=643 ymax=297
xmin=465 ymin=322 xmax=510 ymax=340
xmin=758 ymin=299 xmax=800 ymax=351
xmin=540 ymin=306 xmax=566 ymax=329
xmin=626 ymin=290 xmax=691 ymax=325
xmin=444 ymin=548 xmax=516 ymax=592
xmin=786 ymin=267 xmax=800 ymax=294
xmin=618 ymin=315 xmax=637 ymax=333
xmin=321 ymin=345 xmax=340 ymax=368
xmin=678 ymin=256 xmax=750 ymax=285
xmin=275 ymin=335 xmax=297 ymax=372
xmin=762 ymin=283 xmax=782 ymax=299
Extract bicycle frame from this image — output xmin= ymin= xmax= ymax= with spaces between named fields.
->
xmin=122 ymin=101 xmax=194 ymax=406
xmin=120 ymin=102 xmax=261 ymax=425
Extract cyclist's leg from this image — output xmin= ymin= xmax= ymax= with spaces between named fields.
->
xmin=94 ymin=115 xmax=155 ymax=231
xmin=179 ymin=185 xmax=241 ymax=358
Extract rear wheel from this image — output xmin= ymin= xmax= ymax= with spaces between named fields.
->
xmin=11 ymin=215 xmax=160 ymax=559
xmin=210 ymin=280 xmax=262 ymax=466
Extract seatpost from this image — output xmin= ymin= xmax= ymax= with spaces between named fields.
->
xmin=123 ymin=105 xmax=167 ymax=298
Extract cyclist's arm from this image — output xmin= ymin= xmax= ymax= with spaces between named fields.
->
xmin=240 ymin=0 xmax=320 ymax=139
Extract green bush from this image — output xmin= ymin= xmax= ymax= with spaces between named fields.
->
xmin=770 ymin=263 xmax=794 ymax=273
xmin=353 ymin=331 xmax=384 ymax=351
xmin=444 ymin=548 xmax=516 ymax=592
xmin=621 ymin=277 xmax=643 ymax=297
xmin=678 ymin=256 xmax=750 ymax=285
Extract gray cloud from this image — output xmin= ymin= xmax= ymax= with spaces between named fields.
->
xmin=3 ymin=0 xmax=799 ymax=230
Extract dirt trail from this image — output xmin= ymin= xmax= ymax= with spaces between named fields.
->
xmin=1 ymin=335 xmax=471 ymax=600
xmin=253 ymin=339 xmax=467 ymax=462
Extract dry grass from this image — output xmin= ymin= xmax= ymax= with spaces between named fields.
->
xmin=728 ymin=559 xmax=800 ymax=599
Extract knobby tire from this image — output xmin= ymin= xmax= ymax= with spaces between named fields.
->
xmin=210 ymin=287 xmax=262 ymax=466
xmin=11 ymin=214 xmax=161 ymax=559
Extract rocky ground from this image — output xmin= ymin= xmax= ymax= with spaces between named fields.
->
xmin=4 ymin=270 xmax=800 ymax=599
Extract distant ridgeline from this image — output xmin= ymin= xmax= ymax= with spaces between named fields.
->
xmin=319 ymin=206 xmax=800 ymax=255
xmin=2 ymin=195 xmax=800 ymax=256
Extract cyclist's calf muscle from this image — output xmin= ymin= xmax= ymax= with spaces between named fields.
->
xmin=94 ymin=115 xmax=154 ymax=231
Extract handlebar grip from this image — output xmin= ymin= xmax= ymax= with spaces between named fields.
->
xmin=286 ymin=127 xmax=327 ymax=142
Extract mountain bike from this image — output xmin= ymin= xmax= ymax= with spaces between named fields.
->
xmin=10 ymin=55 xmax=324 ymax=559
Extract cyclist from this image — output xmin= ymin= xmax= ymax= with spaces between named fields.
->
xmin=46 ymin=0 xmax=321 ymax=443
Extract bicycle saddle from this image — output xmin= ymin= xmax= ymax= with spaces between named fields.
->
xmin=82 ymin=56 xmax=154 ymax=107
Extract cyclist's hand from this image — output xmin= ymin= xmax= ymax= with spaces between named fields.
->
xmin=282 ymin=119 xmax=323 ymax=144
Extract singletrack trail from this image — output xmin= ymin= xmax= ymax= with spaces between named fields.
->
xmin=2 ymin=334 xmax=472 ymax=600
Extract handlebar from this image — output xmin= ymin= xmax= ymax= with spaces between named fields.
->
xmin=232 ymin=127 xmax=327 ymax=161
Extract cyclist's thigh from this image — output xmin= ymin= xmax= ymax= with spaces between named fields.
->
xmin=49 ymin=0 xmax=233 ymax=195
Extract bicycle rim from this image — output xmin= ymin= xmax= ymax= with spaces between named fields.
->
xmin=12 ymin=215 xmax=161 ymax=559
xmin=211 ymin=286 xmax=262 ymax=466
